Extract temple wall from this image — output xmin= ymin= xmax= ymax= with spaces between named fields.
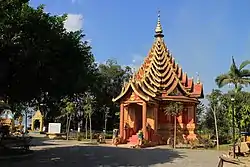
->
xmin=187 ymin=105 xmax=194 ymax=124
xmin=146 ymin=106 xmax=155 ymax=129
xmin=124 ymin=106 xmax=129 ymax=127
xmin=156 ymin=103 xmax=197 ymax=142
xmin=124 ymin=106 xmax=135 ymax=129
xmin=157 ymin=108 xmax=172 ymax=139
xmin=122 ymin=102 xmax=197 ymax=142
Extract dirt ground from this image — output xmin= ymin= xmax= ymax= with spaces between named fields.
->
xmin=1 ymin=137 xmax=234 ymax=167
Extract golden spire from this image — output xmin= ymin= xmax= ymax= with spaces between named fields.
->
xmin=154 ymin=11 xmax=164 ymax=37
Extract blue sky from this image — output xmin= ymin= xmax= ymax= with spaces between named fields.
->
xmin=30 ymin=0 xmax=250 ymax=96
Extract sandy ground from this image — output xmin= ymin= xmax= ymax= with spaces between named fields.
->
xmin=1 ymin=136 xmax=227 ymax=167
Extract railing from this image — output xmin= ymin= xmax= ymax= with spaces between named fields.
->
xmin=217 ymin=155 xmax=246 ymax=167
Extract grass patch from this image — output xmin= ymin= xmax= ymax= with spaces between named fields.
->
xmin=209 ymin=144 xmax=230 ymax=151
xmin=219 ymin=144 xmax=230 ymax=151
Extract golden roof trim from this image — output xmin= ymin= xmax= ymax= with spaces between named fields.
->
xmin=112 ymin=81 xmax=151 ymax=102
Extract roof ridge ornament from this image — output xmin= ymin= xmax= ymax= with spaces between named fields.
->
xmin=154 ymin=10 xmax=164 ymax=38
xmin=196 ymin=72 xmax=200 ymax=84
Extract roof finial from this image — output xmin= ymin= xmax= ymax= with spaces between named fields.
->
xmin=196 ymin=72 xmax=200 ymax=84
xmin=154 ymin=10 xmax=164 ymax=37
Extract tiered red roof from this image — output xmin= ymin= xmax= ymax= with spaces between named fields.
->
xmin=113 ymin=13 xmax=203 ymax=103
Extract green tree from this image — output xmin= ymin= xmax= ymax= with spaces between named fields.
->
xmin=215 ymin=57 xmax=250 ymax=143
xmin=242 ymin=105 xmax=250 ymax=132
xmin=83 ymin=93 xmax=94 ymax=141
xmin=60 ymin=97 xmax=76 ymax=140
xmin=205 ymin=90 xmax=231 ymax=143
xmin=196 ymin=102 xmax=206 ymax=132
xmin=215 ymin=57 xmax=250 ymax=91
xmin=164 ymin=101 xmax=184 ymax=149
xmin=0 ymin=0 xmax=95 ymax=106
xmin=206 ymin=89 xmax=225 ymax=150
xmin=230 ymin=91 xmax=250 ymax=135
xmin=0 ymin=101 xmax=10 ymax=114
xmin=91 ymin=59 xmax=132 ymax=130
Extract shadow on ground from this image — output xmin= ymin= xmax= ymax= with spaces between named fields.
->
xmin=3 ymin=145 xmax=185 ymax=167
xmin=30 ymin=137 xmax=60 ymax=147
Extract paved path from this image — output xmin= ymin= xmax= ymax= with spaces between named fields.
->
xmin=2 ymin=138 xmax=224 ymax=167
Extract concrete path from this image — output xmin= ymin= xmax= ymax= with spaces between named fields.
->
xmin=2 ymin=138 xmax=225 ymax=167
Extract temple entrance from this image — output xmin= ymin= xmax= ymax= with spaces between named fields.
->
xmin=34 ymin=120 xmax=40 ymax=131
xmin=31 ymin=110 xmax=44 ymax=132
xmin=132 ymin=104 xmax=142 ymax=133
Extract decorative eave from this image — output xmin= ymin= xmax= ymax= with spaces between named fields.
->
xmin=161 ymin=95 xmax=200 ymax=103
xmin=32 ymin=110 xmax=43 ymax=119
xmin=186 ymin=78 xmax=194 ymax=90
xmin=190 ymin=83 xmax=204 ymax=98
xmin=112 ymin=80 xmax=152 ymax=102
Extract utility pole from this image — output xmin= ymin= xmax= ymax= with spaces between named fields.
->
xmin=231 ymin=98 xmax=236 ymax=158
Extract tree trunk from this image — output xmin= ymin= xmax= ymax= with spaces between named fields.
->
xmin=77 ymin=122 xmax=80 ymax=133
xmin=25 ymin=110 xmax=28 ymax=133
xmin=85 ymin=117 xmax=88 ymax=139
xmin=238 ymin=121 xmax=241 ymax=142
xmin=173 ymin=115 xmax=177 ymax=149
xmin=89 ymin=113 xmax=92 ymax=141
xmin=212 ymin=107 xmax=219 ymax=150
xmin=66 ymin=114 xmax=71 ymax=140
xmin=66 ymin=114 xmax=69 ymax=133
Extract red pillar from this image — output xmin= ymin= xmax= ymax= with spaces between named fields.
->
xmin=119 ymin=103 xmax=124 ymax=139
xmin=142 ymin=102 xmax=147 ymax=139
xmin=154 ymin=105 xmax=158 ymax=132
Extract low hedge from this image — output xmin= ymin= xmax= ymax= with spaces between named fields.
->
xmin=75 ymin=132 xmax=113 ymax=141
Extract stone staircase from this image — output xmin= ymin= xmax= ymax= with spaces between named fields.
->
xmin=126 ymin=129 xmax=166 ymax=146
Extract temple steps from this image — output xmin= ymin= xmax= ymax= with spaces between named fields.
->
xmin=128 ymin=134 xmax=138 ymax=145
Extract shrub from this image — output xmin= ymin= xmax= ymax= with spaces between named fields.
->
xmin=75 ymin=132 xmax=113 ymax=141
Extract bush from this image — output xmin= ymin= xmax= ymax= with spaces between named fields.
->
xmin=189 ymin=138 xmax=199 ymax=148
xmin=75 ymin=132 xmax=113 ymax=141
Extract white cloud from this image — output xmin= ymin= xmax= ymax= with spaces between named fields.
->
xmin=131 ymin=54 xmax=144 ymax=71
xmin=122 ymin=54 xmax=145 ymax=72
xmin=131 ymin=54 xmax=144 ymax=64
xmin=64 ymin=14 xmax=83 ymax=32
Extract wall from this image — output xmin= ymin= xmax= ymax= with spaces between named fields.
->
xmin=157 ymin=103 xmax=196 ymax=141
xmin=146 ymin=106 xmax=155 ymax=130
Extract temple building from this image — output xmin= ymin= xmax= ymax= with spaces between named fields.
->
xmin=112 ymin=12 xmax=204 ymax=145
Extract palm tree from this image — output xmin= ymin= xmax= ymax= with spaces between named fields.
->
xmin=215 ymin=57 xmax=250 ymax=91
xmin=164 ymin=101 xmax=184 ymax=149
xmin=83 ymin=93 xmax=94 ymax=141
xmin=216 ymin=57 xmax=250 ymax=150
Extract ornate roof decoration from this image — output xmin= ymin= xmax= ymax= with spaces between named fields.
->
xmin=32 ymin=110 xmax=43 ymax=119
xmin=112 ymin=12 xmax=204 ymax=103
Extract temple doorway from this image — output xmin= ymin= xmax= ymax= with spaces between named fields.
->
xmin=34 ymin=120 xmax=40 ymax=131
xmin=133 ymin=104 xmax=142 ymax=132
